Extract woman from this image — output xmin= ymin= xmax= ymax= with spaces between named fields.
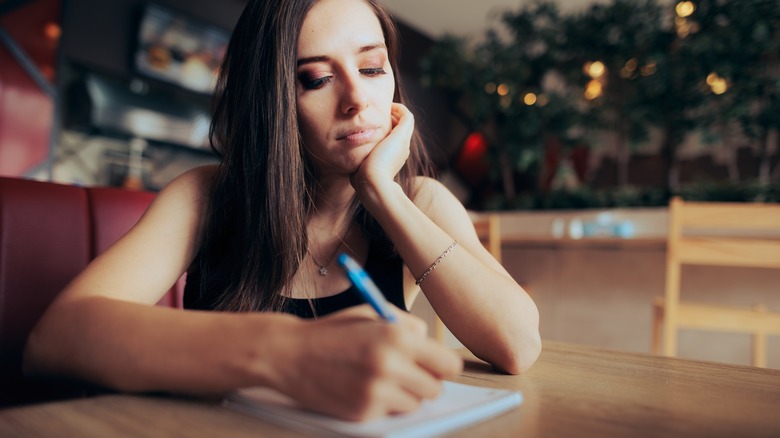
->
xmin=24 ymin=0 xmax=540 ymax=421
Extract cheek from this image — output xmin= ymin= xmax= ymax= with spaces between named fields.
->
xmin=297 ymin=101 xmax=323 ymax=145
xmin=376 ymin=79 xmax=396 ymax=127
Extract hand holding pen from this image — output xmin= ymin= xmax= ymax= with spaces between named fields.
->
xmin=267 ymin=253 xmax=463 ymax=420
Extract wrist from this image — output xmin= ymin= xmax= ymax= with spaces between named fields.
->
xmin=354 ymin=177 xmax=404 ymax=215
xmin=233 ymin=312 xmax=305 ymax=391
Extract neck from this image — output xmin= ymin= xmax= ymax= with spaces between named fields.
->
xmin=306 ymin=178 xmax=357 ymax=278
xmin=310 ymin=174 xmax=356 ymax=219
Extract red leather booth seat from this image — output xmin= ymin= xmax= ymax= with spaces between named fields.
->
xmin=0 ymin=177 xmax=183 ymax=407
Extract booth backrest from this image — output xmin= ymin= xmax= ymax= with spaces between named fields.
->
xmin=0 ymin=176 xmax=183 ymax=406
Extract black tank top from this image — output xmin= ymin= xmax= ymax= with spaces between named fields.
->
xmin=183 ymin=242 xmax=405 ymax=318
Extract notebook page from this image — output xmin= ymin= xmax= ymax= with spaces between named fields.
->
xmin=224 ymin=381 xmax=522 ymax=438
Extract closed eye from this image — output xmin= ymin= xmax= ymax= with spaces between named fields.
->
xmin=300 ymin=75 xmax=332 ymax=90
xmin=299 ymin=67 xmax=386 ymax=91
xmin=360 ymin=67 xmax=386 ymax=77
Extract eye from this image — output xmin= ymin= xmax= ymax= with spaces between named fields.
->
xmin=360 ymin=67 xmax=387 ymax=77
xmin=300 ymin=74 xmax=332 ymax=90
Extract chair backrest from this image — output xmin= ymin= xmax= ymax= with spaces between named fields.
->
xmin=471 ymin=212 xmax=502 ymax=263
xmin=660 ymin=196 xmax=780 ymax=365
xmin=87 ymin=186 xmax=184 ymax=308
xmin=0 ymin=178 xmax=91 ymax=406
xmin=0 ymin=177 xmax=181 ymax=406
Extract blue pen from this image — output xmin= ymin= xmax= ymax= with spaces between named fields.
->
xmin=337 ymin=253 xmax=397 ymax=323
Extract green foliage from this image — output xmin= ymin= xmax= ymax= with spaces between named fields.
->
xmin=487 ymin=185 xmax=669 ymax=210
xmin=420 ymin=1 xmax=580 ymax=202
xmin=420 ymin=0 xmax=780 ymax=209
xmin=692 ymin=1 xmax=780 ymax=141
xmin=484 ymin=182 xmax=779 ymax=210
xmin=677 ymin=181 xmax=780 ymax=203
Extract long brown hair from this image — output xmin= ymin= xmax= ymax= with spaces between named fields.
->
xmin=193 ymin=0 xmax=432 ymax=312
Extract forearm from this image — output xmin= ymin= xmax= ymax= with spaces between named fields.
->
xmin=358 ymin=180 xmax=540 ymax=373
xmin=23 ymin=296 xmax=297 ymax=395
xmin=24 ymin=295 xmax=464 ymax=421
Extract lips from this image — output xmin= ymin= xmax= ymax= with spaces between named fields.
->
xmin=336 ymin=126 xmax=381 ymax=144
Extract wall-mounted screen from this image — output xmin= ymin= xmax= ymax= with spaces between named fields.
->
xmin=134 ymin=3 xmax=229 ymax=94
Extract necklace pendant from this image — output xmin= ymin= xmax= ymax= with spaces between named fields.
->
xmin=318 ymin=266 xmax=328 ymax=276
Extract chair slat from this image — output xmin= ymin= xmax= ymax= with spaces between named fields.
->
xmin=677 ymin=237 xmax=780 ymax=269
xmin=680 ymin=202 xmax=780 ymax=230
xmin=677 ymin=303 xmax=780 ymax=335
xmin=654 ymin=197 xmax=780 ymax=367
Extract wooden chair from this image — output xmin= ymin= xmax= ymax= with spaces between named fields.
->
xmin=651 ymin=196 xmax=780 ymax=367
xmin=432 ymin=212 xmax=503 ymax=342
xmin=471 ymin=212 xmax=503 ymax=264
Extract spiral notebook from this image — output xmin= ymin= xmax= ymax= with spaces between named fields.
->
xmin=223 ymin=381 xmax=522 ymax=438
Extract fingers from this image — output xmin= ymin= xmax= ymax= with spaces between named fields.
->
xmin=327 ymin=303 xmax=385 ymax=321
xmin=387 ymin=309 xmax=463 ymax=379
xmin=351 ymin=104 xmax=414 ymax=191
xmin=325 ymin=303 xmax=425 ymax=332
xmin=371 ymin=328 xmax=462 ymax=418
xmin=390 ymin=102 xmax=412 ymax=125
xmin=389 ymin=307 xmax=428 ymax=336
xmin=370 ymin=316 xmax=463 ymax=398
xmin=338 ymin=305 xmax=461 ymax=380
xmin=351 ymin=348 xmax=440 ymax=419
xmin=389 ymin=103 xmax=414 ymax=145
xmin=389 ymin=322 xmax=463 ymax=380
xmin=340 ymin=333 xmax=451 ymax=420
xmin=293 ymin=305 xmax=461 ymax=420
xmin=412 ymin=337 xmax=463 ymax=379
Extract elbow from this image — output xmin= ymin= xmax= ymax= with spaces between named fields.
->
xmin=500 ymin=302 xmax=542 ymax=375
xmin=22 ymin=323 xmax=49 ymax=378
xmin=498 ymin=331 xmax=542 ymax=375
xmin=22 ymin=301 xmax=74 ymax=380
xmin=492 ymin=304 xmax=542 ymax=374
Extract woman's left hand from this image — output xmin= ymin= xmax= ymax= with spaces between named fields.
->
xmin=350 ymin=103 xmax=413 ymax=193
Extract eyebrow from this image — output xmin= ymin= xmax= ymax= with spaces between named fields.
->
xmin=297 ymin=43 xmax=387 ymax=67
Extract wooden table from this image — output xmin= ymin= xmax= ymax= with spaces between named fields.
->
xmin=1 ymin=341 xmax=779 ymax=437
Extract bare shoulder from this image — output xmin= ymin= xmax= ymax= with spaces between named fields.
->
xmin=124 ymin=164 xmax=220 ymax=267
xmin=54 ymin=165 xmax=221 ymax=304
xmin=155 ymin=164 xmax=218 ymax=205
xmin=136 ymin=164 xmax=219 ymax=239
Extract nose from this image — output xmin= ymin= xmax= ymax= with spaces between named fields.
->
xmin=340 ymin=73 xmax=369 ymax=115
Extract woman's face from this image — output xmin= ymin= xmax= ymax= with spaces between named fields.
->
xmin=296 ymin=0 xmax=395 ymax=176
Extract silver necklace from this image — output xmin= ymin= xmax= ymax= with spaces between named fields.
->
xmin=310 ymin=251 xmax=335 ymax=276
xmin=309 ymin=223 xmax=352 ymax=276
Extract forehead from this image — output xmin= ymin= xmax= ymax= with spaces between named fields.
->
xmin=298 ymin=0 xmax=385 ymax=58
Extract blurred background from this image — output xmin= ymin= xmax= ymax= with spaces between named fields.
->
xmin=2 ymin=0 xmax=778 ymax=203
xmin=1 ymin=0 xmax=778 ymax=366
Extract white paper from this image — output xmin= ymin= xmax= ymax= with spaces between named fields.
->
xmin=223 ymin=381 xmax=522 ymax=437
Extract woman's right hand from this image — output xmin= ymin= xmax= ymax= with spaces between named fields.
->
xmin=350 ymin=103 xmax=414 ymax=195
xmin=272 ymin=305 xmax=462 ymax=421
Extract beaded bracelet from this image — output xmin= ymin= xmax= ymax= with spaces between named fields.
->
xmin=415 ymin=241 xmax=458 ymax=286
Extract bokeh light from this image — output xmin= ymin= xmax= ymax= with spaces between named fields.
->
xmin=676 ymin=1 xmax=695 ymax=18
xmin=584 ymin=80 xmax=602 ymax=100
xmin=584 ymin=61 xmax=606 ymax=79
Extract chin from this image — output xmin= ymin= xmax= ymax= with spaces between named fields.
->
xmin=342 ymin=143 xmax=376 ymax=173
